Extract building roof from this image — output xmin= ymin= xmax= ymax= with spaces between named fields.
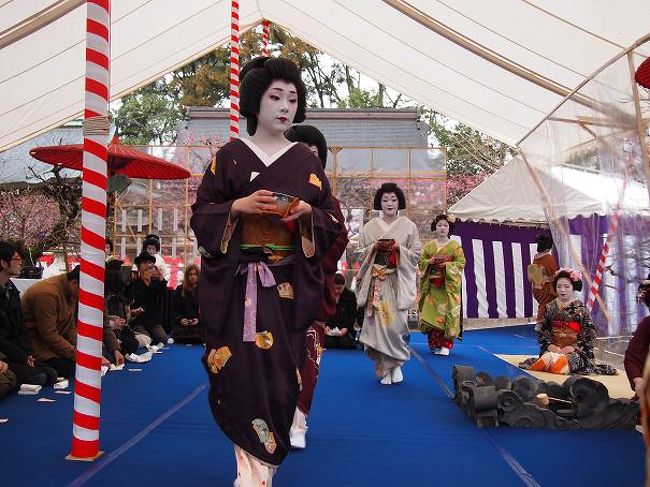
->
xmin=0 ymin=126 xmax=82 ymax=184
xmin=177 ymin=107 xmax=428 ymax=148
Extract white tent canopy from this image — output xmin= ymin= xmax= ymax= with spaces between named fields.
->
xmin=2 ymin=0 xmax=650 ymax=152
xmin=449 ymin=157 xmax=650 ymax=224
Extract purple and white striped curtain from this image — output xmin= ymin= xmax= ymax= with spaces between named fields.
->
xmin=456 ymin=221 xmax=546 ymax=319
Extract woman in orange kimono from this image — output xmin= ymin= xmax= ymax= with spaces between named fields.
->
xmin=529 ymin=234 xmax=558 ymax=321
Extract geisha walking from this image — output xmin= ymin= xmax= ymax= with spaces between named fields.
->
xmin=357 ymin=183 xmax=420 ymax=385
xmin=418 ymin=214 xmax=466 ymax=355
xmin=190 ymin=57 xmax=339 ymax=485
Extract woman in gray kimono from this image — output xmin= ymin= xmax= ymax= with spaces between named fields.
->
xmin=356 ymin=183 xmax=420 ymax=385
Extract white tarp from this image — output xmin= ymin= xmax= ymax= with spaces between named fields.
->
xmin=449 ymin=156 xmax=650 ymax=224
xmin=2 ymin=0 xmax=650 ymax=152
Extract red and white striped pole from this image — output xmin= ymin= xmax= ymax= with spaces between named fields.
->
xmin=586 ymin=151 xmax=633 ymax=312
xmin=229 ymin=0 xmax=240 ymax=140
xmin=586 ymin=215 xmax=619 ymax=311
xmin=67 ymin=0 xmax=111 ymax=461
xmin=261 ymin=19 xmax=270 ymax=56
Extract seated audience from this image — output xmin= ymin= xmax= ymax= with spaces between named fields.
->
xmin=143 ymin=234 xmax=170 ymax=282
xmin=0 ymin=242 xmax=57 ymax=386
xmin=171 ymin=264 xmax=204 ymax=344
xmin=104 ymin=259 xmax=143 ymax=355
xmin=519 ymin=268 xmax=615 ymax=375
xmin=0 ymin=353 xmax=16 ymax=400
xmin=324 ymin=273 xmax=357 ymax=349
xmin=624 ymin=274 xmax=650 ymax=397
xmin=142 ymin=234 xmax=173 ymax=332
xmin=105 ymin=237 xmax=117 ymax=263
xmin=129 ymin=251 xmax=168 ymax=346
xmin=21 ymin=266 xmax=80 ymax=378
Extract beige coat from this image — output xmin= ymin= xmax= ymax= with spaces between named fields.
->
xmin=21 ymin=274 xmax=77 ymax=362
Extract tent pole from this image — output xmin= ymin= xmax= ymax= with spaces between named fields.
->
xmin=66 ymin=0 xmax=110 ymax=461
xmin=261 ymin=19 xmax=270 ymax=57
xmin=627 ymin=52 xmax=650 ymax=201
xmin=229 ymin=0 xmax=240 ymax=140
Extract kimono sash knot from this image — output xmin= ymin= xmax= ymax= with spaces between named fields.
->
xmin=237 ymin=254 xmax=295 ymax=342
xmin=238 ymin=262 xmax=276 ymax=342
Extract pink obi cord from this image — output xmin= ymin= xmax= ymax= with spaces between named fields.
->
xmin=238 ymin=262 xmax=276 ymax=342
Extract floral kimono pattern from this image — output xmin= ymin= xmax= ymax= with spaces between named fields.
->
xmin=520 ymin=298 xmax=616 ymax=375
xmin=418 ymin=239 xmax=465 ymax=341
xmin=356 ymin=217 xmax=420 ymax=377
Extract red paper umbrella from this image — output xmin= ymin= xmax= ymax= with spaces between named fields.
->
xmin=29 ymin=137 xmax=191 ymax=180
xmin=635 ymin=56 xmax=650 ymax=89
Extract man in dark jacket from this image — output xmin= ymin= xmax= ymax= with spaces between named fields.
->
xmin=0 ymin=241 xmax=57 ymax=386
xmin=129 ymin=251 xmax=168 ymax=346
xmin=324 ymin=273 xmax=358 ymax=349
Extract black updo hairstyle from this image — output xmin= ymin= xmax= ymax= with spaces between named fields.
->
xmin=536 ymin=234 xmax=553 ymax=253
xmin=553 ymin=269 xmax=583 ymax=292
xmin=239 ymin=56 xmax=307 ymax=136
xmin=142 ymin=236 xmax=160 ymax=253
xmin=284 ymin=124 xmax=328 ymax=167
xmin=373 ymin=182 xmax=406 ymax=211
xmin=430 ymin=214 xmax=455 ymax=235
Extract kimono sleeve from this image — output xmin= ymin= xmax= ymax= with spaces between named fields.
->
xmin=535 ymin=304 xmax=553 ymax=355
xmin=419 ymin=242 xmax=432 ymax=273
xmin=400 ymin=221 xmax=421 ymax=263
xmin=354 ymin=225 xmax=376 ymax=309
xmin=299 ymin=165 xmax=341 ymax=260
xmin=444 ymin=242 xmax=465 ymax=296
xmin=322 ymin=197 xmax=349 ymax=274
xmin=575 ymin=305 xmax=596 ymax=365
xmin=395 ymin=221 xmax=420 ymax=310
xmin=190 ymin=149 xmax=237 ymax=257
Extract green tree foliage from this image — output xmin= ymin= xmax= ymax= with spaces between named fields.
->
xmin=113 ymin=25 xmax=406 ymax=144
xmin=114 ymin=83 xmax=182 ymax=145
xmin=112 ymin=24 xmax=511 ymax=208
xmin=419 ymin=108 xmax=516 ymax=204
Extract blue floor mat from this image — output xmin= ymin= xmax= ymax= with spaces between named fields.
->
xmin=0 ymin=327 xmax=643 ymax=486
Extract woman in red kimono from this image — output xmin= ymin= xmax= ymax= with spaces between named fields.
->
xmin=284 ymin=124 xmax=348 ymax=450
xmin=191 ymin=57 xmax=340 ymax=485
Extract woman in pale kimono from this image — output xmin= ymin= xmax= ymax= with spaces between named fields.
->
xmin=357 ymin=183 xmax=420 ymax=385
xmin=418 ymin=214 xmax=465 ymax=355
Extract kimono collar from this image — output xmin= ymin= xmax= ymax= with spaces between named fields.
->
xmin=241 ymin=138 xmax=297 ymax=167
xmin=376 ymin=216 xmax=404 ymax=233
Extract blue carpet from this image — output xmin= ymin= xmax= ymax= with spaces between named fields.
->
xmin=0 ymin=327 xmax=644 ymax=486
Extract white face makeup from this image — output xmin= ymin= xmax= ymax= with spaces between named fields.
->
xmin=381 ymin=192 xmax=399 ymax=217
xmin=257 ymin=80 xmax=298 ymax=134
xmin=555 ymin=278 xmax=574 ymax=301
xmin=435 ymin=219 xmax=450 ymax=238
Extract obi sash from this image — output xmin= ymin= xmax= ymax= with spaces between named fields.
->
xmin=429 ymin=255 xmax=452 ymax=288
xmin=366 ymin=264 xmax=396 ymax=318
xmin=239 ymin=214 xmax=295 ymax=262
xmin=237 ymin=215 xmax=297 ymax=342
xmin=551 ymin=320 xmax=581 ymax=348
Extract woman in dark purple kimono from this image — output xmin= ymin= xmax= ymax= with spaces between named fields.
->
xmin=190 ymin=57 xmax=340 ymax=485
